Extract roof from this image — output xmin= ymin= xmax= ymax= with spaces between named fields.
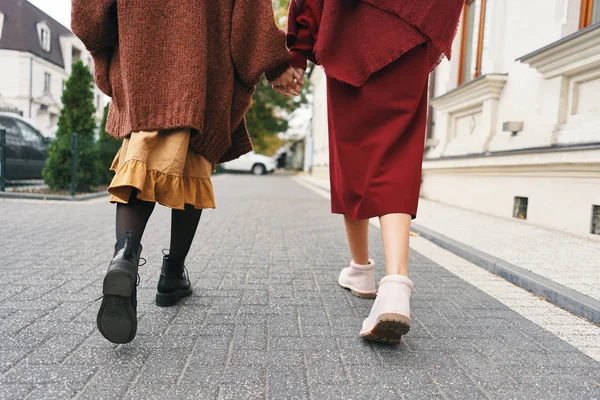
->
xmin=0 ymin=0 xmax=73 ymax=68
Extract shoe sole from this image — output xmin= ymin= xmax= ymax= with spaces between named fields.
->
xmin=155 ymin=288 xmax=193 ymax=307
xmin=338 ymin=282 xmax=377 ymax=299
xmin=97 ymin=268 xmax=137 ymax=344
xmin=360 ymin=313 xmax=411 ymax=344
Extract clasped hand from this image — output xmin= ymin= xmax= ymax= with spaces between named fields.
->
xmin=269 ymin=67 xmax=305 ymax=97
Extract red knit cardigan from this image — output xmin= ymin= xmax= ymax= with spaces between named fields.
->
xmin=288 ymin=0 xmax=464 ymax=87
xmin=72 ymin=0 xmax=290 ymax=164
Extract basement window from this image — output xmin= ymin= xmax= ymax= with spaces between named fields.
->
xmin=592 ymin=205 xmax=600 ymax=235
xmin=513 ymin=197 xmax=528 ymax=220
xmin=0 ymin=13 xmax=5 ymax=40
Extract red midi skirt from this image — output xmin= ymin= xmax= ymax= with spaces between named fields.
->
xmin=327 ymin=44 xmax=429 ymax=220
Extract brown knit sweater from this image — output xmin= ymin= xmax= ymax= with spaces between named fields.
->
xmin=71 ymin=0 xmax=290 ymax=163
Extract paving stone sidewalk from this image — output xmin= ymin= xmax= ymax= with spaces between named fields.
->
xmin=0 ymin=174 xmax=599 ymax=400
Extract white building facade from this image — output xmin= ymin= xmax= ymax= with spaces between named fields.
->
xmin=0 ymin=0 xmax=106 ymax=136
xmin=306 ymin=0 xmax=600 ymax=238
xmin=307 ymin=66 xmax=329 ymax=179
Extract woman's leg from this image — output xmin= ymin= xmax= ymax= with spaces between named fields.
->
xmin=155 ymin=204 xmax=201 ymax=307
xmin=115 ymin=191 xmax=156 ymax=244
xmin=338 ymin=216 xmax=376 ymax=298
xmin=344 ymin=216 xmax=370 ymax=264
xmin=379 ymin=213 xmax=412 ymax=277
xmin=98 ymin=192 xmax=155 ymax=344
xmin=169 ymin=204 xmax=203 ymax=266
xmin=358 ymin=213 xmax=413 ymax=343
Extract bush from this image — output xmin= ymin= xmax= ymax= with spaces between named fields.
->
xmin=43 ymin=61 xmax=99 ymax=191
xmin=96 ymin=104 xmax=121 ymax=184
xmin=43 ymin=134 xmax=99 ymax=191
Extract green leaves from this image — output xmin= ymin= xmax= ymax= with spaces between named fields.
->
xmin=96 ymin=104 xmax=121 ymax=185
xmin=272 ymin=0 xmax=291 ymax=28
xmin=247 ymin=75 xmax=308 ymax=155
xmin=43 ymin=61 xmax=100 ymax=191
xmin=55 ymin=61 xmax=96 ymax=140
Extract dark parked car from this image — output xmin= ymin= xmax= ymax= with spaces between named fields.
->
xmin=0 ymin=113 xmax=51 ymax=180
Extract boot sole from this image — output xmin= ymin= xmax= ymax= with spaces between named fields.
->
xmin=97 ymin=268 xmax=137 ymax=344
xmin=360 ymin=313 xmax=411 ymax=344
xmin=155 ymin=288 xmax=193 ymax=307
xmin=338 ymin=283 xmax=377 ymax=299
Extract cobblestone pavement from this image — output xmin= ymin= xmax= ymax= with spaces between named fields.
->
xmin=1 ymin=174 xmax=599 ymax=400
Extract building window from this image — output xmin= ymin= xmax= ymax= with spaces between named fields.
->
xmin=513 ymin=196 xmax=528 ymax=220
xmin=580 ymin=0 xmax=600 ymax=28
xmin=459 ymin=0 xmax=493 ymax=85
xmin=50 ymin=113 xmax=58 ymax=127
xmin=72 ymin=48 xmax=82 ymax=63
xmin=44 ymin=73 xmax=51 ymax=93
xmin=592 ymin=205 xmax=600 ymax=235
xmin=40 ymin=27 xmax=51 ymax=52
xmin=0 ymin=12 xmax=5 ymax=40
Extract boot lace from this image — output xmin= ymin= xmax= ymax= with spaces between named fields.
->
xmin=137 ymin=257 xmax=147 ymax=286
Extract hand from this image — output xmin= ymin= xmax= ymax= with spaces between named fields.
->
xmin=288 ymin=67 xmax=306 ymax=95
xmin=270 ymin=67 xmax=303 ymax=97
xmin=293 ymin=67 xmax=306 ymax=85
xmin=270 ymin=67 xmax=301 ymax=97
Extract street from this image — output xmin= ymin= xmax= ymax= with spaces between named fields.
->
xmin=0 ymin=174 xmax=599 ymax=399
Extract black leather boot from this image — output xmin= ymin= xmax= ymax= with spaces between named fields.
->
xmin=97 ymin=232 xmax=143 ymax=344
xmin=155 ymin=254 xmax=192 ymax=307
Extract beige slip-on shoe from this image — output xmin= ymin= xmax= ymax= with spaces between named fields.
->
xmin=359 ymin=274 xmax=414 ymax=344
xmin=338 ymin=259 xmax=377 ymax=299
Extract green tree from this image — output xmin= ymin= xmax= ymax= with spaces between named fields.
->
xmin=96 ymin=104 xmax=121 ymax=184
xmin=272 ymin=0 xmax=291 ymax=28
xmin=43 ymin=60 xmax=99 ymax=191
xmin=247 ymin=0 xmax=309 ymax=155
xmin=247 ymin=78 xmax=307 ymax=154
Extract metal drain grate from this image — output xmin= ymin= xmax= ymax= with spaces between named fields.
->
xmin=513 ymin=196 xmax=528 ymax=220
xmin=592 ymin=205 xmax=600 ymax=235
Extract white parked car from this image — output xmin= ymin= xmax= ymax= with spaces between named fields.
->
xmin=221 ymin=151 xmax=276 ymax=175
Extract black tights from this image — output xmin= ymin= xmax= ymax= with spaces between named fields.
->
xmin=169 ymin=205 xmax=203 ymax=267
xmin=115 ymin=192 xmax=202 ymax=266
xmin=116 ymin=192 xmax=156 ymax=246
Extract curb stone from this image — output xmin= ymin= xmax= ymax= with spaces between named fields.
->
xmin=0 ymin=191 xmax=110 ymax=202
xmin=410 ymin=223 xmax=600 ymax=325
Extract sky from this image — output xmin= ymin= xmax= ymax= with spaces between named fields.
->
xmin=28 ymin=0 xmax=72 ymax=28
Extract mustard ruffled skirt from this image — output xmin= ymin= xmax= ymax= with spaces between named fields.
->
xmin=108 ymin=129 xmax=215 ymax=210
